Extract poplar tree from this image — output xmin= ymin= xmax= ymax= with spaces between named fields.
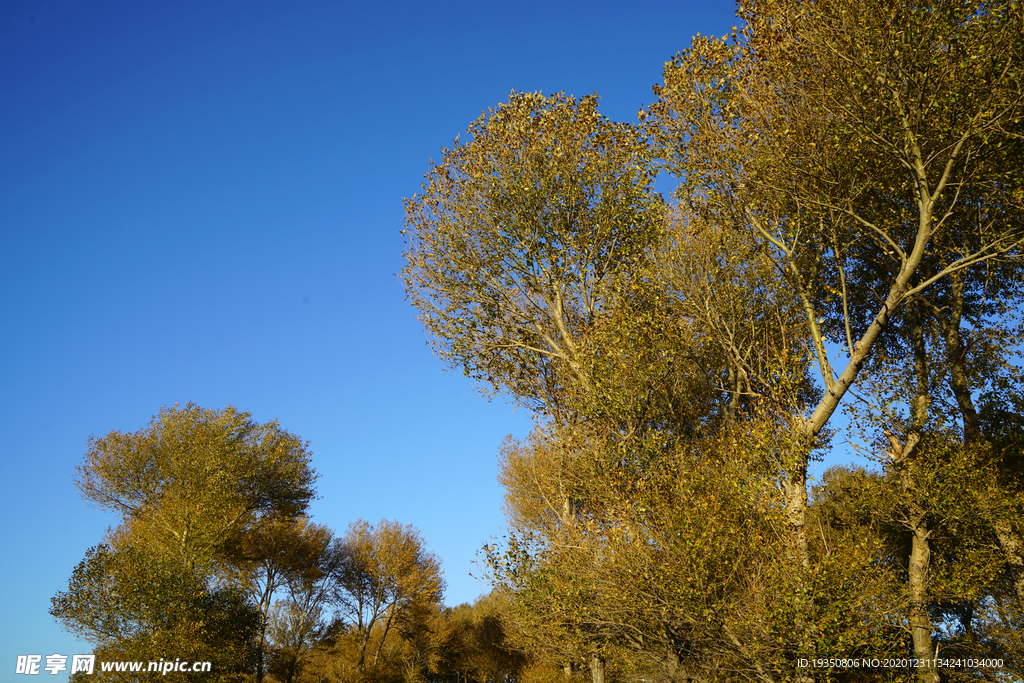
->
xmin=403 ymin=1 xmax=1024 ymax=678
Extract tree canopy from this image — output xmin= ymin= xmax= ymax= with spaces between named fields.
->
xmin=74 ymin=403 xmax=318 ymax=570
xmin=403 ymin=90 xmax=665 ymax=418
xmin=50 ymin=1 xmax=1024 ymax=681
xmin=402 ymin=1 xmax=1024 ymax=682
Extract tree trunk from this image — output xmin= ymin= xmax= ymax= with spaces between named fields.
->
xmin=905 ymin=300 xmax=938 ymax=683
xmin=908 ymin=513 xmax=939 ymax=683
xmin=255 ymin=578 xmax=275 ymax=683
xmin=935 ymin=283 xmax=1024 ymax=612
xmin=372 ymin=602 xmax=397 ymax=667
xmin=356 ymin=631 xmax=369 ymax=669
xmin=255 ymin=622 xmax=266 ymax=683
xmin=782 ymin=458 xmax=815 ymax=683
xmin=783 ymin=462 xmax=810 ymax=571
xmin=940 ymin=276 xmax=982 ymax=444
xmin=993 ymin=518 xmax=1024 ymax=607
xmin=663 ymin=650 xmax=685 ymax=682
xmin=589 ymin=654 xmax=605 ymax=683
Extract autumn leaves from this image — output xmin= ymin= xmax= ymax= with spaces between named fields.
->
xmin=51 ymin=405 xmax=449 ymax=682
xmin=401 ymin=0 xmax=1024 ymax=680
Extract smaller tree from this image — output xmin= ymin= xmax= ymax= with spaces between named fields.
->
xmin=332 ymin=519 xmax=446 ymax=671
xmin=446 ymin=592 xmax=528 ymax=683
xmin=223 ymin=516 xmax=335 ymax=683
xmin=51 ymin=539 xmax=259 ymax=682
xmin=266 ymin=599 xmax=328 ymax=683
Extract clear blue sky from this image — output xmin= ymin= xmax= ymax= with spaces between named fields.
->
xmin=0 ymin=0 xmax=739 ymax=677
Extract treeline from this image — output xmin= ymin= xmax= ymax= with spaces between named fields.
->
xmin=401 ymin=0 xmax=1024 ymax=682
xmin=50 ymin=404 xmax=537 ymax=683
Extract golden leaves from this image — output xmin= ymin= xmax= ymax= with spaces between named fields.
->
xmin=402 ymin=90 xmax=664 ymax=415
xmin=74 ymin=403 xmax=317 ymax=568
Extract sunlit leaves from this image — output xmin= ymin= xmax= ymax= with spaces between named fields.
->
xmin=333 ymin=519 xmax=446 ymax=671
xmin=74 ymin=403 xmax=318 ymax=570
xmin=403 ymin=91 xmax=664 ymax=414
xmin=54 ymin=404 xmax=319 ymax=681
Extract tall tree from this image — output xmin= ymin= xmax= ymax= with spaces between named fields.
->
xmin=645 ymin=1 xmax=1024 ymax=676
xmin=403 ymin=92 xmax=675 ymax=681
xmin=403 ymin=90 xmax=664 ymax=420
xmin=402 ymin=2 xmax=1024 ymax=678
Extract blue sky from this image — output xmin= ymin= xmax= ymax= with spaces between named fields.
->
xmin=0 ymin=0 xmax=741 ymax=677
